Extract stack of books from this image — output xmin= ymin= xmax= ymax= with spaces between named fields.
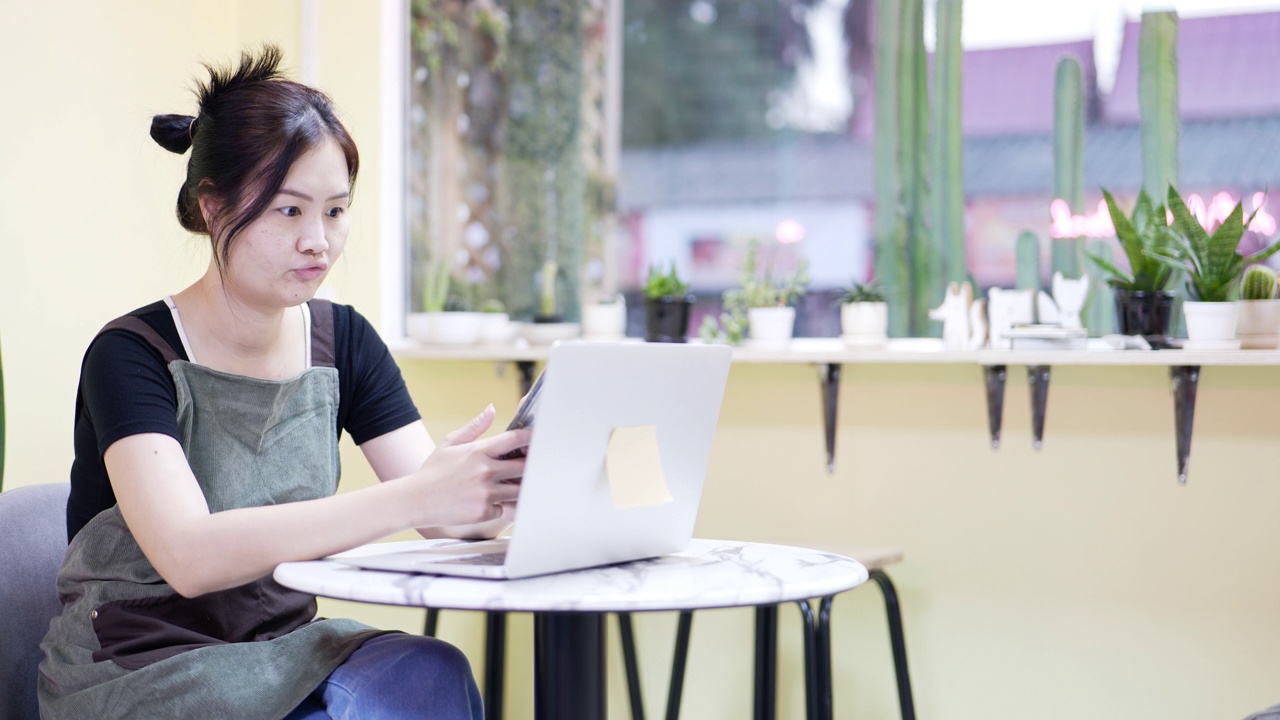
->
xmin=1003 ymin=324 xmax=1088 ymax=350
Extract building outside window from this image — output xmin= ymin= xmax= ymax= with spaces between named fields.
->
xmin=404 ymin=0 xmax=1280 ymax=338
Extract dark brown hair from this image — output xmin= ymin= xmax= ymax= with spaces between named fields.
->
xmin=150 ymin=46 xmax=359 ymax=270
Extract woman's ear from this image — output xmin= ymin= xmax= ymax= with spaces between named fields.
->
xmin=196 ymin=180 xmax=221 ymax=229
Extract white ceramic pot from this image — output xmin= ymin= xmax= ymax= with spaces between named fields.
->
xmin=1237 ymin=299 xmax=1280 ymax=349
xmin=747 ymin=306 xmax=796 ymax=349
xmin=406 ymin=312 xmax=435 ymax=344
xmin=518 ymin=322 xmax=581 ymax=345
xmin=431 ymin=312 xmax=484 ymax=345
xmin=1182 ymin=301 xmax=1241 ymax=347
xmin=478 ymin=313 xmax=516 ymax=345
xmin=582 ymin=301 xmax=627 ymax=340
xmin=840 ymin=302 xmax=888 ymax=346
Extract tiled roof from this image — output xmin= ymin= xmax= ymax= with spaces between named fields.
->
xmin=618 ymin=114 xmax=1280 ymax=209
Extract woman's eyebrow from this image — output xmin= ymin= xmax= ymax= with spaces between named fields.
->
xmin=278 ymin=188 xmax=351 ymax=202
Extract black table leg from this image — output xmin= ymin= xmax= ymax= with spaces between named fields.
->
xmin=485 ymin=612 xmax=507 ymax=720
xmin=534 ymin=612 xmax=606 ymax=720
xmin=754 ymin=605 xmax=778 ymax=720
xmin=617 ymin=612 xmax=647 ymax=720
xmin=665 ymin=611 xmax=694 ymax=720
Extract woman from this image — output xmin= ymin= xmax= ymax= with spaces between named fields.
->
xmin=38 ymin=47 xmax=527 ymax=719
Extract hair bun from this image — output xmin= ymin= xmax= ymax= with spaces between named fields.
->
xmin=150 ymin=114 xmax=196 ymax=154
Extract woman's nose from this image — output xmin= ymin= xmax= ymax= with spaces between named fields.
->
xmin=298 ymin=217 xmax=329 ymax=254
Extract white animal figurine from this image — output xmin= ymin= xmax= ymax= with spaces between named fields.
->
xmin=1036 ymin=291 xmax=1061 ymax=324
xmin=968 ymin=297 xmax=988 ymax=349
xmin=987 ymin=287 xmax=1035 ymax=349
xmin=928 ymin=281 xmax=973 ymax=349
xmin=1050 ymin=272 xmax=1089 ymax=329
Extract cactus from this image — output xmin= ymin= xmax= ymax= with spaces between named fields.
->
xmin=1015 ymin=231 xmax=1042 ymax=293
xmin=421 ymin=260 xmax=451 ymax=312
xmin=1140 ymin=11 xmax=1180 ymax=201
xmin=1051 ymin=55 xmax=1085 ymax=280
xmin=873 ymin=0 xmax=961 ymax=337
xmin=929 ymin=0 xmax=966 ymax=313
xmin=873 ymin=0 xmax=931 ymax=336
xmin=1242 ymin=264 xmax=1278 ymax=300
xmin=873 ymin=0 xmax=909 ymax=336
xmin=1084 ymin=240 xmax=1117 ymax=335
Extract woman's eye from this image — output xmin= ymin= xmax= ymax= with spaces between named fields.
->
xmin=327 ymin=207 xmax=345 ymax=218
xmin=280 ymin=206 xmax=301 ymax=217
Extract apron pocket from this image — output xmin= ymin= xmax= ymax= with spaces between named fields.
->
xmin=91 ymin=579 xmax=317 ymax=670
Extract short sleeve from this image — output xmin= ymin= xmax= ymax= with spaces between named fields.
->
xmin=334 ymin=306 xmax=422 ymax=445
xmin=81 ymin=330 xmax=183 ymax=455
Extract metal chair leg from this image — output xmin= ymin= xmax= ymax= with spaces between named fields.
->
xmin=423 ymin=608 xmax=439 ymax=637
xmin=870 ymin=569 xmax=916 ymax=720
xmin=798 ymin=597 xmax=837 ymax=720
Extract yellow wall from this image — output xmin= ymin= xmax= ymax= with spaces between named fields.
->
xmin=3 ymin=3 xmax=1279 ymax=719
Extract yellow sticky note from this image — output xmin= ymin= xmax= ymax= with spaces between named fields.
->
xmin=605 ymin=425 xmax=673 ymax=509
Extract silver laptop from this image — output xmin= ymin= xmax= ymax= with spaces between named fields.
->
xmin=330 ymin=341 xmax=732 ymax=579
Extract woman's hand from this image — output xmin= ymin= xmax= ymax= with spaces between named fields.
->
xmin=397 ymin=405 xmax=531 ymax=529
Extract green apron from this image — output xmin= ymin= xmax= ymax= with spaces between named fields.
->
xmin=39 ymin=300 xmax=382 ymax=719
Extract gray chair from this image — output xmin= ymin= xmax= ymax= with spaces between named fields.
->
xmin=0 ymin=483 xmax=70 ymax=720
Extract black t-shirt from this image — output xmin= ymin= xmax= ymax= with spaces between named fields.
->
xmin=67 ymin=300 xmax=421 ymax=541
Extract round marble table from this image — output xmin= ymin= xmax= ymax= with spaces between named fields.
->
xmin=275 ymin=538 xmax=867 ymax=719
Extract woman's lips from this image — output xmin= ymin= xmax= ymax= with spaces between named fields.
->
xmin=294 ymin=266 xmax=327 ymax=281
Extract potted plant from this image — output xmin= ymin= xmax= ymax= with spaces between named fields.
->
xmin=1237 ymin=264 xmax=1280 ymax=348
xmin=643 ymin=262 xmax=693 ymax=343
xmin=432 ymin=278 xmax=485 ymax=346
xmin=1149 ymin=185 xmax=1280 ymax=348
xmin=582 ymin=292 xmax=627 ymax=341
xmin=534 ymin=260 xmax=563 ymax=324
xmin=839 ymin=280 xmax=888 ymax=347
xmin=407 ymin=260 xmax=451 ymax=344
xmin=1085 ymin=189 xmax=1180 ymax=348
xmin=478 ymin=298 xmax=516 ymax=345
xmin=700 ymin=239 xmax=809 ymax=348
xmin=521 ymin=260 xmax=580 ymax=344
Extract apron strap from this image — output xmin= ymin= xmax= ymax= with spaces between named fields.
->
xmin=99 ymin=316 xmax=181 ymax=365
xmin=308 ymin=299 xmax=336 ymax=369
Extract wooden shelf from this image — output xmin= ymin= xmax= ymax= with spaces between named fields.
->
xmin=390 ymin=337 xmax=1280 ymax=483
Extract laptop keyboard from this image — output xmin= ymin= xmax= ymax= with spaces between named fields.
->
xmin=426 ymin=553 xmax=508 ymax=566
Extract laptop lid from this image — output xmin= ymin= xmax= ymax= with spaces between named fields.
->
xmin=333 ymin=341 xmax=732 ymax=579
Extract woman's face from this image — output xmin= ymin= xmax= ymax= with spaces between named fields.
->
xmin=220 ymin=138 xmax=351 ymax=309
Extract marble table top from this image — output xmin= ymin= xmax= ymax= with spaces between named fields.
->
xmin=274 ymin=538 xmax=868 ymax=613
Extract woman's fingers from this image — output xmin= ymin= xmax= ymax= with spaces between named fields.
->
xmin=440 ymin=405 xmax=496 ymax=447
xmin=481 ymin=427 xmax=533 ymax=458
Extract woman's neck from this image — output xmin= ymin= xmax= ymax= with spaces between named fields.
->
xmin=171 ymin=272 xmax=307 ymax=380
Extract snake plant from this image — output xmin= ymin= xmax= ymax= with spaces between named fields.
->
xmin=1149 ymin=185 xmax=1280 ymax=302
xmin=1087 ymin=189 xmax=1180 ymax=293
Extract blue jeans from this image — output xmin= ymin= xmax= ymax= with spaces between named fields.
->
xmin=284 ymin=633 xmax=484 ymax=720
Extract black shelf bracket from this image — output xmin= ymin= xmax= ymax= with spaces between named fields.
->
xmin=1170 ymin=365 xmax=1200 ymax=484
xmin=818 ymin=363 xmax=842 ymax=474
xmin=983 ymin=365 xmax=1008 ymax=449
xmin=1027 ymin=365 xmax=1051 ymax=450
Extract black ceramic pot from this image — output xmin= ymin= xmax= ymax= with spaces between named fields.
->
xmin=644 ymin=296 xmax=693 ymax=343
xmin=1114 ymin=290 xmax=1176 ymax=348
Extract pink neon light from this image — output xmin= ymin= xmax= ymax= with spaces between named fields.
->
xmin=1048 ymin=192 xmax=1277 ymax=239
xmin=775 ymin=219 xmax=805 ymax=244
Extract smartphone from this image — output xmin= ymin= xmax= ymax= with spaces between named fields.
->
xmin=498 ymin=370 xmax=545 ymax=459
